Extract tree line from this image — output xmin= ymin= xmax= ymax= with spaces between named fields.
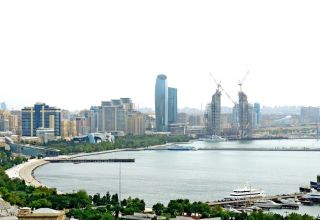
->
xmin=45 ymin=135 xmax=191 ymax=154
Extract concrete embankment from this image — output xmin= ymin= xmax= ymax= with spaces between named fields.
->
xmin=5 ymin=148 xmax=139 ymax=189
xmin=6 ymin=159 xmax=49 ymax=187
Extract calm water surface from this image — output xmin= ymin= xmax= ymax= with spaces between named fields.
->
xmin=35 ymin=139 xmax=320 ymax=216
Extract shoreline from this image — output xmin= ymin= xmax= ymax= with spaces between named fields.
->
xmin=5 ymin=146 xmax=151 ymax=190
xmin=5 ymin=159 xmax=49 ymax=187
xmin=5 ymin=137 xmax=319 ymax=192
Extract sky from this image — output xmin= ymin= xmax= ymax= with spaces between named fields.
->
xmin=1 ymin=0 xmax=320 ymax=111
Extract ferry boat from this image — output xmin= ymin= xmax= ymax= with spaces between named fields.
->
xmin=199 ymin=135 xmax=226 ymax=143
xmin=225 ymin=186 xmax=265 ymax=200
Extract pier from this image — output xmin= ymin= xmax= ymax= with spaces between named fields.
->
xmin=199 ymin=147 xmax=320 ymax=151
xmin=208 ymin=193 xmax=303 ymax=207
xmin=45 ymin=158 xmax=135 ymax=163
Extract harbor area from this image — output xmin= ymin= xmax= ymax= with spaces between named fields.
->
xmin=208 ymin=176 xmax=320 ymax=214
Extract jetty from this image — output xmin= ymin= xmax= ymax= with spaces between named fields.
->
xmin=199 ymin=147 xmax=320 ymax=151
xmin=45 ymin=158 xmax=135 ymax=163
xmin=209 ymin=193 xmax=303 ymax=208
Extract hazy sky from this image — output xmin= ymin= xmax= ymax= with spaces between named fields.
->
xmin=1 ymin=0 xmax=320 ymax=111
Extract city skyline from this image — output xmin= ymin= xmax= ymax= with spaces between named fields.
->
xmin=1 ymin=1 xmax=320 ymax=110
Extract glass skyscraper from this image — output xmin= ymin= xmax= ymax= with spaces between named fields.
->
xmin=168 ymin=87 xmax=177 ymax=123
xmin=155 ymin=74 xmax=168 ymax=131
xmin=21 ymin=103 xmax=61 ymax=137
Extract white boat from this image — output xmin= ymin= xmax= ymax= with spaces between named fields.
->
xmin=303 ymin=191 xmax=320 ymax=203
xmin=225 ymin=186 xmax=266 ymax=200
xmin=253 ymin=200 xmax=282 ymax=209
xmin=199 ymin=135 xmax=226 ymax=142
xmin=279 ymin=198 xmax=301 ymax=205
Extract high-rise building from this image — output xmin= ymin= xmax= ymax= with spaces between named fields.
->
xmin=168 ymin=87 xmax=177 ymax=123
xmin=9 ymin=114 xmax=19 ymax=132
xmin=247 ymin=104 xmax=254 ymax=137
xmin=254 ymin=102 xmax=261 ymax=128
xmin=155 ymin=74 xmax=168 ymax=131
xmin=88 ymin=106 xmax=100 ymax=133
xmin=189 ymin=114 xmax=204 ymax=126
xmin=210 ymin=90 xmax=221 ymax=135
xmin=126 ymin=111 xmax=146 ymax=135
xmin=238 ymin=92 xmax=251 ymax=138
xmin=75 ymin=117 xmax=88 ymax=136
xmin=177 ymin=112 xmax=189 ymax=124
xmin=98 ymin=98 xmax=133 ymax=133
xmin=300 ymin=106 xmax=320 ymax=124
xmin=0 ymin=119 xmax=9 ymax=131
xmin=61 ymin=120 xmax=77 ymax=139
xmin=21 ymin=103 xmax=61 ymax=137
xmin=205 ymin=103 xmax=212 ymax=134
xmin=11 ymin=110 xmax=22 ymax=135
xmin=0 ymin=102 xmax=7 ymax=110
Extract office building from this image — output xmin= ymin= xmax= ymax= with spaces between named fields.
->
xmin=98 ymin=98 xmax=135 ymax=133
xmin=126 ymin=111 xmax=146 ymax=135
xmin=10 ymin=110 xmax=22 ymax=135
xmin=155 ymin=74 xmax=168 ymax=131
xmin=177 ymin=112 xmax=188 ymax=124
xmin=254 ymin=102 xmax=261 ymax=128
xmin=300 ymin=106 xmax=320 ymax=124
xmin=61 ymin=120 xmax=77 ymax=139
xmin=89 ymin=106 xmax=100 ymax=133
xmin=21 ymin=103 xmax=61 ymax=137
xmin=168 ymin=87 xmax=177 ymax=123
xmin=36 ymin=128 xmax=55 ymax=144
xmin=0 ymin=119 xmax=9 ymax=131
xmin=188 ymin=114 xmax=204 ymax=126
xmin=145 ymin=114 xmax=156 ymax=131
xmin=75 ymin=117 xmax=88 ymax=136
xmin=0 ymin=102 xmax=6 ymax=110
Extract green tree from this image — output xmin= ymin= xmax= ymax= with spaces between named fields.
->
xmin=153 ymin=203 xmax=165 ymax=216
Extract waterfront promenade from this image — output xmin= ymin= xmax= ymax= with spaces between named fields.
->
xmin=5 ymin=147 xmax=140 ymax=189
xmin=5 ymin=159 xmax=49 ymax=187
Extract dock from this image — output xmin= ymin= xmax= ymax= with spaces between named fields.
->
xmin=199 ymin=147 xmax=320 ymax=151
xmin=45 ymin=158 xmax=135 ymax=163
xmin=208 ymin=193 xmax=303 ymax=207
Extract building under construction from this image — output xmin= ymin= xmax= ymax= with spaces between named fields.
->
xmin=207 ymin=71 xmax=255 ymax=139
xmin=207 ymin=90 xmax=221 ymax=135
xmin=238 ymin=91 xmax=254 ymax=138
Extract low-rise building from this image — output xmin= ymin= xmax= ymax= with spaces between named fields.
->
xmin=17 ymin=207 xmax=65 ymax=220
xmin=36 ymin=128 xmax=56 ymax=144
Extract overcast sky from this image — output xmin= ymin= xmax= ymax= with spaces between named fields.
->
xmin=1 ymin=0 xmax=320 ymax=111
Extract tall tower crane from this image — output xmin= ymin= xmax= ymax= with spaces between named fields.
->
xmin=209 ymin=72 xmax=237 ymax=105
xmin=209 ymin=72 xmax=221 ymax=92
xmin=209 ymin=73 xmax=239 ymax=137
xmin=238 ymin=70 xmax=249 ymax=92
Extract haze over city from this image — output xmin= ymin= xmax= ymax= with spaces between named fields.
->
xmin=1 ymin=0 xmax=320 ymax=111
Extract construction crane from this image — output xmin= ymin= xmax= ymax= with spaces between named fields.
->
xmin=209 ymin=72 xmax=221 ymax=91
xmin=238 ymin=70 xmax=249 ymax=92
xmin=209 ymin=72 xmax=237 ymax=105
xmin=209 ymin=72 xmax=240 ymax=137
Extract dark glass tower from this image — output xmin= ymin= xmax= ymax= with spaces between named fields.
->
xmin=155 ymin=74 xmax=168 ymax=131
xmin=168 ymin=87 xmax=177 ymax=123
